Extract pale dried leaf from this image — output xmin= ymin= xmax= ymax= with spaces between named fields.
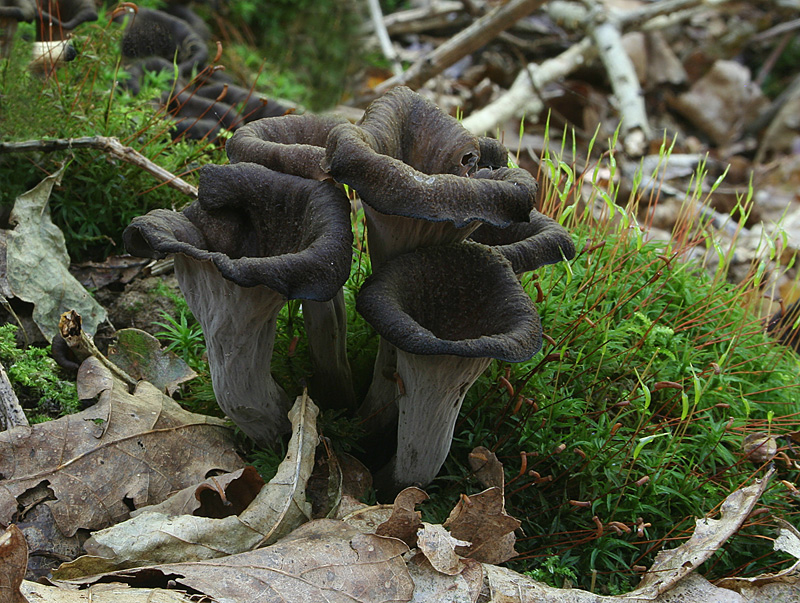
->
xmin=0 ymin=525 xmax=27 ymax=603
xmin=0 ymin=357 xmax=242 ymax=536
xmin=6 ymin=167 xmax=106 ymax=340
xmin=376 ymin=487 xmax=428 ymax=546
xmin=56 ymin=393 xmax=318 ymax=577
xmin=338 ymin=501 xmax=395 ymax=535
xmin=416 ymin=522 xmax=470 ymax=576
xmin=715 ymin=518 xmax=800 ymax=598
xmin=20 ymin=581 xmax=196 ymax=602
xmin=108 ymin=328 xmax=197 ymax=395
xmin=54 ymin=519 xmax=414 ymax=603
xmin=444 ymin=488 xmax=520 ymax=564
xmin=129 ymin=466 xmax=264 ymax=519
xmin=407 ymin=554 xmax=482 ymax=603
xmin=625 ymin=469 xmax=774 ymax=599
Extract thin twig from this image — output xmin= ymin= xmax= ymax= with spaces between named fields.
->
xmin=365 ymin=0 xmax=547 ymax=102
xmin=366 ymin=0 xmax=403 ymax=77
xmin=0 ymin=136 xmax=198 ymax=198
xmin=0 ymin=361 xmax=29 ymax=430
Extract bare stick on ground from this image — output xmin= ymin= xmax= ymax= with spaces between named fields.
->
xmin=0 ymin=362 xmax=28 ymax=430
xmin=0 ymin=137 xmax=198 ymax=198
xmin=366 ymin=0 xmax=547 ymax=101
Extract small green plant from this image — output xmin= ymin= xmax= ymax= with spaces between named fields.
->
xmin=154 ymin=309 xmax=206 ymax=371
xmin=0 ymin=324 xmax=79 ymax=420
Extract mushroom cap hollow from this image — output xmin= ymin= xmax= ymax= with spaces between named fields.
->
xmin=227 ymin=113 xmax=350 ymax=180
xmin=356 ymin=243 xmax=542 ymax=362
xmin=123 ymin=162 xmax=353 ymax=302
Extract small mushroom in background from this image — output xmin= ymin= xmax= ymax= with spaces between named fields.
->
xmin=356 ymin=243 xmax=542 ymax=496
xmin=226 ymin=113 xmax=351 ymax=181
xmin=116 ymin=7 xmax=209 ymax=95
xmin=322 ymin=86 xmax=539 ymax=442
xmin=1 ymin=1 xmax=35 ymax=57
xmin=35 ymin=0 xmax=97 ymax=41
xmin=123 ymin=162 xmax=353 ymax=446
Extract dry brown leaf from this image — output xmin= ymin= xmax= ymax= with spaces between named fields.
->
xmin=53 ymin=519 xmax=414 ymax=603
xmin=407 ymin=553 xmax=483 ymax=603
xmin=306 ymin=437 xmax=343 ymax=518
xmin=337 ymin=498 xmax=395 ymax=535
xmin=715 ymin=518 xmax=800 ymax=600
xmin=416 ymin=522 xmax=471 ymax=576
xmin=108 ymin=328 xmax=197 ymax=395
xmin=55 ymin=392 xmax=318 ymax=577
xmin=444 ymin=487 xmax=520 ymax=564
xmin=0 ymin=524 xmax=27 ymax=603
xmin=376 ymin=487 xmax=429 ymax=546
xmin=0 ymin=357 xmax=242 ymax=536
xmin=625 ymin=469 xmax=774 ymax=599
xmin=129 ymin=466 xmax=265 ymax=519
xmin=20 ymin=581 xmax=197 ymax=602
xmin=468 ymin=446 xmax=505 ymax=493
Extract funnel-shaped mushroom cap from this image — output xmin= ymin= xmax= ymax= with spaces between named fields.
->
xmin=227 ymin=114 xmax=350 ymax=180
xmin=0 ymin=1 xmax=35 ymax=22
xmin=324 ymin=87 xmax=535 ymax=228
xmin=123 ymin=162 xmax=353 ymax=302
xmin=37 ymin=0 xmax=97 ymax=32
xmin=120 ymin=8 xmax=208 ymax=82
xmin=357 ymin=243 xmax=542 ymax=362
xmin=469 ymin=210 xmax=576 ymax=274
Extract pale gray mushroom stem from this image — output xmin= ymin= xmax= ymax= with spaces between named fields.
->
xmin=391 ymin=353 xmax=491 ymax=487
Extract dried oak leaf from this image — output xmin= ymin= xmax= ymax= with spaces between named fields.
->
xmin=376 ymin=487 xmax=428 ymax=547
xmin=0 ymin=357 xmax=243 ymax=536
xmin=0 ymin=525 xmax=27 ymax=603
xmin=53 ymin=519 xmax=414 ymax=603
xmin=56 ymin=393 xmax=318 ymax=577
xmin=416 ymin=522 xmax=471 ymax=576
xmin=406 ymin=551 xmax=483 ymax=603
xmin=129 ymin=465 xmax=265 ymax=519
xmin=443 ymin=487 xmax=520 ymax=565
xmin=467 ymin=446 xmax=505 ymax=493
xmin=108 ymin=328 xmax=197 ymax=395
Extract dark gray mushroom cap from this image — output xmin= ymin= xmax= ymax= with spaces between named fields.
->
xmin=0 ymin=1 xmax=35 ymax=21
xmin=356 ymin=243 xmax=541 ymax=362
xmin=120 ymin=8 xmax=208 ymax=80
xmin=124 ymin=162 xmax=353 ymax=302
xmin=227 ymin=114 xmax=350 ymax=180
xmin=469 ymin=210 xmax=576 ymax=273
xmin=323 ymin=87 xmax=535 ymax=228
xmin=37 ymin=0 xmax=97 ymax=31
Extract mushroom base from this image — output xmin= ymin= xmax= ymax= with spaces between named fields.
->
xmin=375 ymin=351 xmax=492 ymax=498
xmin=175 ymin=255 xmax=291 ymax=446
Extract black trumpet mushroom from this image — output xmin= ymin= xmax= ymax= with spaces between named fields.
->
xmin=357 ymin=243 xmax=541 ymax=495
xmin=322 ymin=86 xmax=538 ymax=441
xmin=226 ymin=113 xmax=361 ymax=409
xmin=123 ymin=162 xmax=353 ymax=446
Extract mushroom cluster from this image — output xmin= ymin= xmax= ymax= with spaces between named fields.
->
xmin=125 ymin=86 xmax=575 ymax=496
